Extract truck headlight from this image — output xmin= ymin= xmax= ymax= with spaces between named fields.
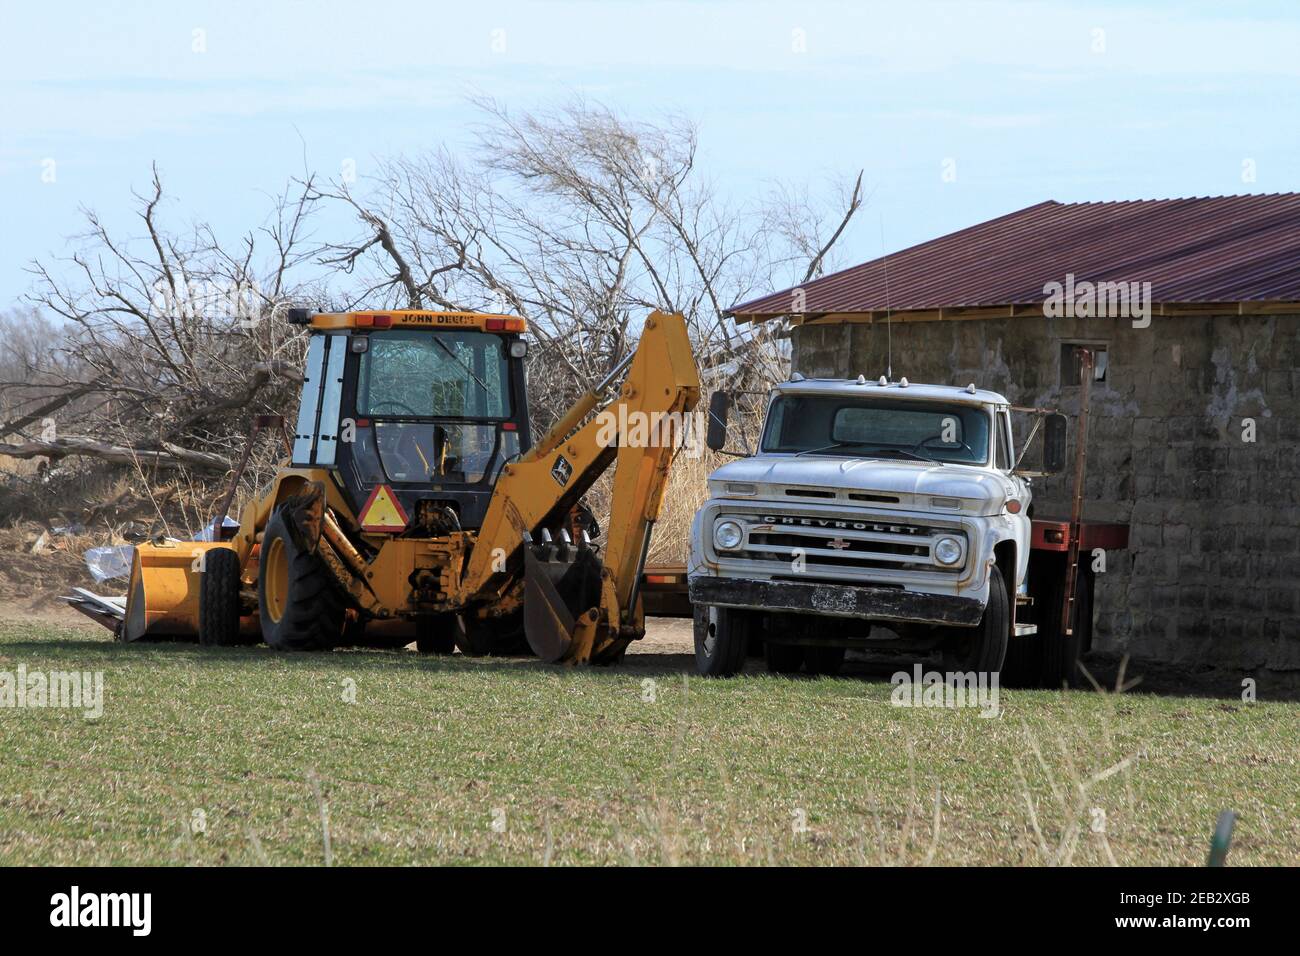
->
xmin=714 ymin=520 xmax=744 ymax=551
xmin=934 ymin=536 xmax=963 ymax=566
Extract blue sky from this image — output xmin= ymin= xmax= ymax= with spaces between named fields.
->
xmin=3 ymin=0 xmax=1299 ymax=309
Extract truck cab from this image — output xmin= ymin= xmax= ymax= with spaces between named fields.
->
xmin=689 ymin=375 xmax=1048 ymax=678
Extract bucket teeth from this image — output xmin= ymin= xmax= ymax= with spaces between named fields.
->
xmin=523 ymin=528 xmax=606 ymax=663
xmin=538 ymin=527 xmax=555 ymax=560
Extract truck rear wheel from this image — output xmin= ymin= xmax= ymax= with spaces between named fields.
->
xmin=258 ymin=509 xmax=344 ymax=652
xmin=1000 ymin=626 xmax=1040 ymax=687
xmin=198 ymin=547 xmax=242 ymax=647
xmin=694 ymin=605 xmax=749 ymax=677
xmin=941 ymin=565 xmax=1009 ymax=675
xmin=804 ymin=645 xmax=846 ymax=676
xmin=764 ymin=640 xmax=805 ymax=674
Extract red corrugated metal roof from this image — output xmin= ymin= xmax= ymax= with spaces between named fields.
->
xmin=729 ymin=194 xmax=1300 ymax=321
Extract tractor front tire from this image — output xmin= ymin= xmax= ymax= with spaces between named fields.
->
xmin=258 ymin=509 xmax=344 ymax=652
xmin=198 ymin=547 xmax=242 ymax=647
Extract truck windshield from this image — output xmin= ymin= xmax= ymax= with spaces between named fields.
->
xmin=761 ymin=394 xmax=991 ymax=465
xmin=358 ymin=330 xmax=512 ymax=419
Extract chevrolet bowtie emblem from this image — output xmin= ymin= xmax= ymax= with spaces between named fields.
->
xmin=827 ymin=537 xmax=851 ymax=550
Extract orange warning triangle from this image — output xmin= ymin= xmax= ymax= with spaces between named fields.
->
xmin=358 ymin=484 xmax=409 ymax=532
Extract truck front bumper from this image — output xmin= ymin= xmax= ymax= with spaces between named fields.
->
xmin=688 ymin=575 xmax=984 ymax=627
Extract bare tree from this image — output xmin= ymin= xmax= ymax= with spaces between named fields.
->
xmin=318 ymin=98 xmax=864 ymax=424
xmin=8 ymin=166 xmax=324 ymax=482
xmin=3 ymin=102 xmax=862 ymax=526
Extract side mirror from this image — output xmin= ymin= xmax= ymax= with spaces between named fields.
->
xmin=705 ymin=391 xmax=731 ymax=452
xmin=1043 ymin=413 xmax=1067 ymax=475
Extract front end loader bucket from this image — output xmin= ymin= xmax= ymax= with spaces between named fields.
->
xmin=523 ymin=530 xmax=603 ymax=663
xmin=121 ymin=541 xmax=232 ymax=642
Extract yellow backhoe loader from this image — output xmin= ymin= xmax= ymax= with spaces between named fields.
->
xmin=70 ymin=308 xmax=699 ymax=664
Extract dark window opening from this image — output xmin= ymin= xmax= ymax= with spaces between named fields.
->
xmin=1061 ymin=342 xmax=1108 ymax=386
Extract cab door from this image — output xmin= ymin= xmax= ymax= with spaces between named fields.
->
xmin=995 ymin=407 xmax=1032 ymax=590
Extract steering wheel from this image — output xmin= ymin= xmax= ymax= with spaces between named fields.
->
xmin=914 ymin=434 xmax=975 ymax=458
xmin=368 ymin=400 xmax=420 ymax=417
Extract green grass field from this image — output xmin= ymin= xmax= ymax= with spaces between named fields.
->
xmin=0 ymin=621 xmax=1295 ymax=866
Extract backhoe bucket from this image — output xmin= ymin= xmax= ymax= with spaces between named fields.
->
xmin=523 ymin=531 xmax=603 ymax=663
xmin=121 ymin=541 xmax=231 ymax=642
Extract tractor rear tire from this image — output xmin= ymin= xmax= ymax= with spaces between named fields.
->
xmin=198 ymin=547 xmax=242 ymax=647
xmin=258 ymin=509 xmax=344 ymax=652
xmin=416 ymin=614 xmax=458 ymax=655
xmin=694 ymin=604 xmax=750 ymax=677
xmin=941 ymin=565 xmax=1009 ymax=676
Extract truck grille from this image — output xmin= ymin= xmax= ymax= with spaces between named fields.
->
xmin=718 ymin=512 xmax=968 ymax=575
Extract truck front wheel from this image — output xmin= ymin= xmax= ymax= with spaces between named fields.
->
xmin=694 ymin=605 xmax=750 ymax=677
xmin=941 ymin=565 xmax=1009 ymax=675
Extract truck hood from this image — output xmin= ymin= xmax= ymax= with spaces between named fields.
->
xmin=708 ymin=454 xmax=1016 ymax=515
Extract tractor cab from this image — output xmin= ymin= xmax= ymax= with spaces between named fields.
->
xmin=289 ymin=309 xmax=532 ymax=534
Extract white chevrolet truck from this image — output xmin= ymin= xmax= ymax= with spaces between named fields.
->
xmin=687 ymin=373 xmax=1121 ymax=684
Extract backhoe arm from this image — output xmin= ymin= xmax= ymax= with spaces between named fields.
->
xmin=462 ymin=311 xmax=700 ymax=663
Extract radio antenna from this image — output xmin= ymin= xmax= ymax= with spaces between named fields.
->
xmin=880 ymin=216 xmax=893 ymax=381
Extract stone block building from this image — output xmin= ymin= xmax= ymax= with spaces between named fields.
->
xmin=729 ymin=195 xmax=1300 ymax=672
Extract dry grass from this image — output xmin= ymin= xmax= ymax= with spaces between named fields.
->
xmin=585 ymin=400 xmax=767 ymax=565
xmin=646 ymin=447 xmax=727 ymax=564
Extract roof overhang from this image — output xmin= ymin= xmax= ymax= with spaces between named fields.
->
xmin=733 ymin=300 xmax=1300 ymax=327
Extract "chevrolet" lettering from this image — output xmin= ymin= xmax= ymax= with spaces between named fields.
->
xmin=762 ymin=515 xmax=870 ymax=530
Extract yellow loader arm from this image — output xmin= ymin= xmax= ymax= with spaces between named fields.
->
xmin=462 ymin=311 xmax=700 ymax=663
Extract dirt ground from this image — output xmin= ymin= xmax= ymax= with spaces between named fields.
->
xmin=0 ymin=537 xmax=1290 ymax=701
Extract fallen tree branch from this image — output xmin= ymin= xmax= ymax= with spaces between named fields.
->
xmin=0 ymin=436 xmax=229 ymax=471
xmin=0 ymin=382 xmax=103 ymax=439
xmin=162 ymin=362 xmax=302 ymax=441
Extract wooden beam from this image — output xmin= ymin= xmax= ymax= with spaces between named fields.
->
xmin=753 ymin=300 xmax=1300 ymax=328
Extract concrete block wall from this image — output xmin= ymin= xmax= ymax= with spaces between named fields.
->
xmin=793 ymin=313 xmax=1300 ymax=672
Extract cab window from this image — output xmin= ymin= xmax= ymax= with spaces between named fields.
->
xmin=358 ymin=330 xmax=511 ymax=419
xmin=995 ymin=412 xmax=1012 ymax=470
